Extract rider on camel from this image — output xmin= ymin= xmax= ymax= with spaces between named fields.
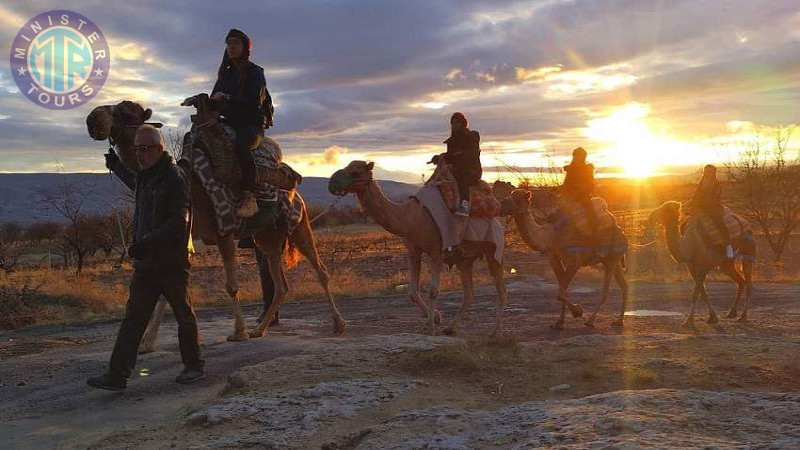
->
xmin=691 ymin=164 xmax=734 ymax=259
xmin=210 ymin=29 xmax=274 ymax=218
xmin=562 ymin=147 xmax=598 ymax=240
xmin=443 ymin=112 xmax=482 ymax=217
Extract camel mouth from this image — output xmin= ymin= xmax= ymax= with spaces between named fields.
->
xmin=328 ymin=169 xmax=354 ymax=197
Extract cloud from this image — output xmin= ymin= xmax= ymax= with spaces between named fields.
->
xmin=1 ymin=0 xmax=800 ymax=179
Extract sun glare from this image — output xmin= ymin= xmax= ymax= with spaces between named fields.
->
xmin=584 ymin=103 xmax=669 ymax=178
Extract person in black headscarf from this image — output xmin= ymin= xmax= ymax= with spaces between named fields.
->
xmin=690 ymin=164 xmax=733 ymax=258
xmin=443 ymin=112 xmax=482 ymax=216
xmin=562 ymin=147 xmax=598 ymax=240
xmin=210 ymin=29 xmax=275 ymax=218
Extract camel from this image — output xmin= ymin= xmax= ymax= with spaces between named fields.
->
xmin=648 ymin=201 xmax=755 ymax=326
xmin=85 ymin=101 xmax=346 ymax=348
xmin=501 ymin=189 xmax=630 ymax=329
xmin=328 ymin=160 xmax=507 ymax=335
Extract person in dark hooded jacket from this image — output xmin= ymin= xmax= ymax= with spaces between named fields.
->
xmin=443 ymin=112 xmax=482 ymax=216
xmin=210 ymin=28 xmax=275 ymax=218
xmin=562 ymin=147 xmax=599 ymax=240
xmin=690 ymin=164 xmax=733 ymax=258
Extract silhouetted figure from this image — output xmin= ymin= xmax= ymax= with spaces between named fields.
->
xmin=443 ymin=112 xmax=482 ymax=216
xmin=562 ymin=147 xmax=598 ymax=241
xmin=691 ymin=164 xmax=733 ymax=258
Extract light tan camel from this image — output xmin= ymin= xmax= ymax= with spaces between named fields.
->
xmin=501 ymin=189 xmax=630 ymax=329
xmin=86 ymin=101 xmax=346 ymax=348
xmin=648 ymin=201 xmax=755 ymax=326
xmin=328 ymin=161 xmax=507 ymax=335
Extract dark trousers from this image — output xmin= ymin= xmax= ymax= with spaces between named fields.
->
xmin=453 ymin=167 xmax=482 ymax=203
xmin=108 ymin=268 xmax=203 ymax=379
xmin=255 ymin=248 xmax=277 ymax=320
xmin=234 ymin=126 xmax=260 ymax=192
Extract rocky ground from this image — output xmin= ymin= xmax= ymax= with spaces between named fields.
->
xmin=2 ymin=278 xmax=800 ymax=449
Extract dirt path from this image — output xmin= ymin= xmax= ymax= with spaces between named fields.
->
xmin=2 ymin=279 xmax=800 ymax=448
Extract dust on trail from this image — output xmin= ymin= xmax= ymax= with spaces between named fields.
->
xmin=1 ymin=279 xmax=800 ymax=448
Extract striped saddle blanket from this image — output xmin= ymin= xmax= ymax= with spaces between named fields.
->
xmin=181 ymin=133 xmax=303 ymax=238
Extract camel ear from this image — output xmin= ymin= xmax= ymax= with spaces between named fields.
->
xmin=366 ymin=162 xmax=374 ymax=171
xmin=524 ymin=191 xmax=532 ymax=201
xmin=142 ymin=108 xmax=152 ymax=121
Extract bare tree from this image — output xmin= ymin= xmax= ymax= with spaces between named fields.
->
xmin=725 ymin=125 xmax=800 ymax=262
xmin=0 ymin=219 xmax=29 ymax=275
xmin=38 ymin=179 xmax=100 ymax=274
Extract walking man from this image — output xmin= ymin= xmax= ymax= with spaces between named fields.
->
xmin=88 ymin=124 xmax=204 ymax=391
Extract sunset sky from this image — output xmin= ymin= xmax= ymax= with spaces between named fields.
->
xmin=2 ymin=0 xmax=800 ymax=182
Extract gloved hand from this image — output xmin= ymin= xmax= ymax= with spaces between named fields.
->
xmin=127 ymin=242 xmax=148 ymax=260
xmin=104 ymin=150 xmax=119 ymax=170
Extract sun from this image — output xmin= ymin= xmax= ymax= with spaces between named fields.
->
xmin=584 ymin=103 xmax=667 ymax=178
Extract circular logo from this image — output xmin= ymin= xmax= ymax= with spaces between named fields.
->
xmin=9 ymin=10 xmax=110 ymax=110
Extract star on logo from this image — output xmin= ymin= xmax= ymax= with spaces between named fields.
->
xmin=94 ymin=68 xmax=104 ymax=77
xmin=17 ymin=66 xmax=27 ymax=76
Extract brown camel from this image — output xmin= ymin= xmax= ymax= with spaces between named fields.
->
xmin=648 ymin=201 xmax=755 ymax=326
xmin=86 ymin=101 xmax=346 ymax=346
xmin=329 ymin=161 xmax=507 ymax=335
xmin=502 ymin=189 xmax=630 ymax=329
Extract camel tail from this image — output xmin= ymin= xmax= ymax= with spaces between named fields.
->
xmin=283 ymin=200 xmax=312 ymax=269
xmin=284 ymin=240 xmax=302 ymax=269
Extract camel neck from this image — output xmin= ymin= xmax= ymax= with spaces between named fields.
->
xmin=357 ymin=180 xmax=414 ymax=237
xmin=663 ymin=221 xmax=686 ymax=263
xmin=514 ymin=211 xmax=553 ymax=252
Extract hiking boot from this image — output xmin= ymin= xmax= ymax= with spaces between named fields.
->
xmin=725 ymin=244 xmax=734 ymax=259
xmin=237 ymin=191 xmax=259 ymax=218
xmin=87 ymin=373 xmax=126 ymax=391
xmin=455 ymin=200 xmax=470 ymax=217
xmin=175 ymin=366 xmax=205 ymax=384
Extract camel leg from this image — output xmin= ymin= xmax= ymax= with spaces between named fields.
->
xmin=406 ymin=245 xmax=433 ymax=321
xmin=549 ymin=256 xmax=568 ymax=330
xmin=444 ymin=260 xmax=474 ymax=336
xmin=585 ymin=263 xmax=612 ymax=328
xmin=487 ymin=256 xmax=507 ymax=336
xmin=219 ymin=234 xmax=248 ymax=341
xmin=683 ymin=271 xmax=702 ymax=328
xmin=250 ymin=241 xmax=288 ymax=338
xmin=295 ymin=221 xmax=346 ymax=334
xmin=698 ymin=273 xmax=719 ymax=324
xmin=553 ymin=262 xmax=583 ymax=330
xmin=139 ymin=297 xmax=167 ymax=354
xmin=423 ymin=253 xmax=444 ymax=335
xmin=738 ymin=257 xmax=755 ymax=322
xmin=720 ymin=262 xmax=745 ymax=319
xmin=610 ymin=261 xmax=629 ymax=327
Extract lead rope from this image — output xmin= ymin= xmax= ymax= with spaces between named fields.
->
xmin=107 ymin=137 xmax=128 ymax=251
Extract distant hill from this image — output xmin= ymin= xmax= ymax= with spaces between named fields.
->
xmin=0 ymin=173 xmax=420 ymax=224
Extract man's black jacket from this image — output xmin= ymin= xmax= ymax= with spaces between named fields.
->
xmin=109 ymin=152 xmax=191 ymax=270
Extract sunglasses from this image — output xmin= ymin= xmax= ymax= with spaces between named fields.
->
xmin=134 ymin=144 xmax=156 ymax=153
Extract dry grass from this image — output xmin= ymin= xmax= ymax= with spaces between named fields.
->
xmin=2 ymin=222 xmax=799 ymax=330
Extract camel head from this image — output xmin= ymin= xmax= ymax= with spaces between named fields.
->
xmin=86 ymin=100 xmax=153 ymax=172
xmin=649 ymin=201 xmax=682 ymax=228
xmin=500 ymin=189 xmax=532 ymax=216
xmin=491 ymin=180 xmax=515 ymax=202
xmin=328 ymin=161 xmax=375 ymax=196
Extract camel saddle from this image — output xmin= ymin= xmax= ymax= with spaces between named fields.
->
xmin=683 ymin=207 xmax=747 ymax=247
xmin=187 ymin=93 xmax=301 ymax=190
xmin=426 ymin=160 xmax=500 ymax=218
xmin=553 ymin=197 xmax=615 ymax=237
